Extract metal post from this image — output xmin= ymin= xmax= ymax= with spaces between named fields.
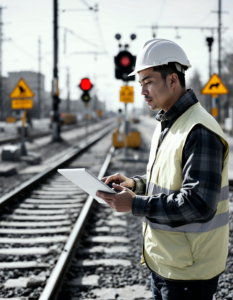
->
xmin=85 ymin=103 xmax=89 ymax=140
xmin=0 ymin=7 xmax=5 ymax=131
xmin=218 ymin=0 xmax=221 ymax=123
xmin=20 ymin=110 xmax=27 ymax=156
xmin=52 ymin=0 xmax=60 ymax=141
xmin=206 ymin=37 xmax=214 ymax=114
xmin=38 ymin=37 xmax=41 ymax=119
xmin=66 ymin=67 xmax=70 ymax=113
xmin=124 ymin=103 xmax=129 ymax=157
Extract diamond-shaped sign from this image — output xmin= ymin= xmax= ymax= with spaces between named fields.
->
xmin=10 ymin=78 xmax=34 ymax=99
xmin=201 ymin=73 xmax=228 ymax=97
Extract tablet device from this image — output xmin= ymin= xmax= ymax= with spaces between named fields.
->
xmin=57 ymin=168 xmax=116 ymax=204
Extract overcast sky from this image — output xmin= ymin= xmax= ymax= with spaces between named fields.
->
xmin=1 ymin=0 xmax=233 ymax=112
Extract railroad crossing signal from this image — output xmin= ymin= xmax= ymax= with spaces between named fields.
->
xmin=79 ymin=78 xmax=93 ymax=103
xmin=201 ymin=73 xmax=228 ymax=98
xmin=120 ymin=86 xmax=134 ymax=103
xmin=114 ymin=51 xmax=136 ymax=81
xmin=81 ymin=92 xmax=91 ymax=103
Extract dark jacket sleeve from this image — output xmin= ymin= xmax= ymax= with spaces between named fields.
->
xmin=131 ymin=174 xmax=147 ymax=195
xmin=132 ymin=125 xmax=225 ymax=227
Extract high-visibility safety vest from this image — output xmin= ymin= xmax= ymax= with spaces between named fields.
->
xmin=142 ymin=102 xmax=229 ymax=280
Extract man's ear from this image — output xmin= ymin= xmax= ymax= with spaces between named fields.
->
xmin=170 ymin=73 xmax=179 ymax=88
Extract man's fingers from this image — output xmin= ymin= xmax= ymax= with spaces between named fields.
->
xmin=113 ymin=183 xmax=124 ymax=191
xmin=96 ymin=191 xmax=116 ymax=200
xmin=101 ymin=177 xmax=108 ymax=182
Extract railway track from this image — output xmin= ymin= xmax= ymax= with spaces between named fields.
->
xmin=0 ymin=122 xmax=118 ymax=300
xmin=0 ymin=118 xmax=103 ymax=146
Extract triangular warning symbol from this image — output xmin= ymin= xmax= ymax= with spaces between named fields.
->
xmin=201 ymin=73 xmax=228 ymax=96
xmin=10 ymin=78 xmax=34 ymax=99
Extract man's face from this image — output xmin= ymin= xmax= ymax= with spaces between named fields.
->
xmin=138 ymin=67 xmax=172 ymax=111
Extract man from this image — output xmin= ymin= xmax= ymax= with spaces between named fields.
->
xmin=96 ymin=39 xmax=229 ymax=300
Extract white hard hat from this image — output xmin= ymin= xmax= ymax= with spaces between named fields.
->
xmin=128 ymin=38 xmax=192 ymax=76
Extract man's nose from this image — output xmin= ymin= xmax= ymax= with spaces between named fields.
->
xmin=141 ymin=85 xmax=149 ymax=96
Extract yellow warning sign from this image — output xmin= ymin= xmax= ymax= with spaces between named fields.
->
xmin=120 ymin=86 xmax=134 ymax=103
xmin=10 ymin=78 xmax=35 ymax=99
xmin=11 ymin=99 xmax=33 ymax=109
xmin=201 ymin=73 xmax=228 ymax=97
xmin=6 ymin=116 xmax=16 ymax=123
xmin=96 ymin=109 xmax=103 ymax=117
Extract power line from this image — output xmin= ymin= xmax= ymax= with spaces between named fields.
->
xmin=62 ymin=26 xmax=100 ymax=54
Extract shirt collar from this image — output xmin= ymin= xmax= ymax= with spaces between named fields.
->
xmin=155 ymin=89 xmax=198 ymax=123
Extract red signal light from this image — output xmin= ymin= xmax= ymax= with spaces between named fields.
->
xmin=79 ymin=78 xmax=92 ymax=91
xmin=120 ymin=56 xmax=130 ymax=67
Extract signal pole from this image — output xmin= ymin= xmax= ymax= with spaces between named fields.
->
xmin=66 ymin=67 xmax=70 ymax=113
xmin=52 ymin=0 xmax=60 ymax=141
xmin=217 ymin=0 xmax=222 ymax=122
xmin=206 ymin=37 xmax=214 ymax=78
xmin=0 ymin=7 xmax=6 ymax=128
xmin=218 ymin=0 xmax=222 ymax=78
xmin=38 ymin=36 xmax=41 ymax=119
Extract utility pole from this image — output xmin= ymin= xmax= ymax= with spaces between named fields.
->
xmin=52 ymin=0 xmax=60 ymax=141
xmin=0 ymin=7 xmax=6 ymax=128
xmin=218 ymin=0 xmax=222 ymax=122
xmin=38 ymin=36 xmax=41 ymax=119
xmin=218 ymin=0 xmax=221 ymax=78
xmin=206 ymin=37 xmax=214 ymax=114
xmin=66 ymin=67 xmax=70 ymax=113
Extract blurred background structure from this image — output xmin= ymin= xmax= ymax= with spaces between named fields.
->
xmin=0 ymin=0 xmax=232 ymax=128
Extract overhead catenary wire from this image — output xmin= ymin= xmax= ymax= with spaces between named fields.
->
xmin=61 ymin=26 xmax=100 ymax=50
xmin=90 ymin=6 xmax=107 ymax=54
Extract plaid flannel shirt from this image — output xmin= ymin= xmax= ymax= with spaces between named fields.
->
xmin=132 ymin=89 xmax=225 ymax=227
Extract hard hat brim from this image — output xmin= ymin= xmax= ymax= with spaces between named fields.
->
xmin=128 ymin=62 xmax=192 ymax=77
xmin=128 ymin=65 xmax=156 ymax=76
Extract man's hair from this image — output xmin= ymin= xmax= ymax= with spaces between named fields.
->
xmin=153 ymin=62 xmax=186 ymax=88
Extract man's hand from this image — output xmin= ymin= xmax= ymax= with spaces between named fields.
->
xmin=101 ymin=173 xmax=135 ymax=189
xmin=96 ymin=183 xmax=136 ymax=212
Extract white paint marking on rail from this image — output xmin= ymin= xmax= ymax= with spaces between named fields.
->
xmin=19 ymin=203 xmax=83 ymax=209
xmin=0 ymin=262 xmax=50 ymax=269
xmin=77 ymin=259 xmax=131 ymax=267
xmin=4 ymin=276 xmax=46 ymax=288
xmin=0 ymin=247 xmax=59 ymax=255
xmin=24 ymin=198 xmax=84 ymax=204
xmin=2 ymin=214 xmax=77 ymax=221
xmin=79 ymin=246 xmax=129 ymax=254
xmin=85 ymin=236 xmax=129 ymax=243
xmin=0 ymin=298 xmax=29 ymax=300
xmin=0 ymin=226 xmax=71 ymax=234
xmin=0 ymin=220 xmax=71 ymax=227
xmin=13 ymin=208 xmax=79 ymax=215
xmin=67 ymin=275 xmax=99 ymax=286
xmin=32 ymin=190 xmax=83 ymax=195
xmin=0 ymin=236 xmax=68 ymax=244
xmin=106 ymin=219 xmax=127 ymax=226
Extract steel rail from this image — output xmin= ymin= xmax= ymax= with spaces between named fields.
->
xmin=0 ymin=122 xmax=117 ymax=210
xmin=39 ymin=146 xmax=115 ymax=300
